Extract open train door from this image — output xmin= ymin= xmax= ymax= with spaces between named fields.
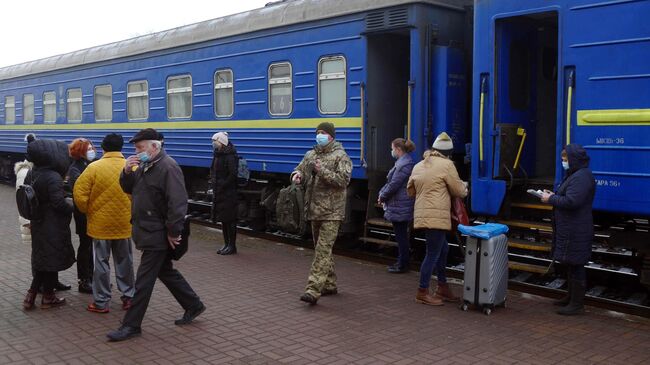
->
xmin=494 ymin=13 xmax=559 ymax=188
xmin=472 ymin=11 xmax=559 ymax=216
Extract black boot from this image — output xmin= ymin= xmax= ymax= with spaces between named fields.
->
xmin=78 ymin=279 xmax=93 ymax=294
xmin=557 ymin=280 xmax=585 ymax=315
xmin=217 ymin=224 xmax=229 ymax=255
xmin=220 ymin=222 xmax=237 ymax=255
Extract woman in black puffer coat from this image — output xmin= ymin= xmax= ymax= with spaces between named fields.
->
xmin=210 ymin=132 xmax=239 ymax=255
xmin=23 ymin=139 xmax=75 ymax=310
xmin=541 ymin=144 xmax=595 ymax=315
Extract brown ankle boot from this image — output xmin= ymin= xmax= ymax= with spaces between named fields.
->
xmin=434 ymin=283 xmax=460 ymax=302
xmin=415 ymin=288 xmax=443 ymax=306
xmin=41 ymin=291 xmax=65 ymax=309
xmin=23 ymin=289 xmax=37 ymax=310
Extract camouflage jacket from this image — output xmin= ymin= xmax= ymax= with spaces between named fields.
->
xmin=292 ymin=141 xmax=352 ymax=221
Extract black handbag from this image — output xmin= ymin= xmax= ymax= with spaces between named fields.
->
xmin=171 ymin=215 xmax=191 ymax=261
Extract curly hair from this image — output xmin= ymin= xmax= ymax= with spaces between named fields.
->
xmin=69 ymin=138 xmax=92 ymax=160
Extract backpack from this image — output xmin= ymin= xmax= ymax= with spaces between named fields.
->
xmin=237 ymin=156 xmax=250 ymax=187
xmin=275 ymin=183 xmax=307 ymax=235
xmin=16 ymin=170 xmax=41 ymax=221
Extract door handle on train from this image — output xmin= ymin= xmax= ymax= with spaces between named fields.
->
xmin=360 ymin=82 xmax=367 ymax=168
xmin=479 ymin=74 xmax=488 ymax=177
xmin=565 ymin=68 xmax=575 ymax=144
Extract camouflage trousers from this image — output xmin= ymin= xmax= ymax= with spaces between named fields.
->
xmin=304 ymin=220 xmax=340 ymax=299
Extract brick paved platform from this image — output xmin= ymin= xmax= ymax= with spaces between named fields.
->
xmin=1 ymin=185 xmax=649 ymax=364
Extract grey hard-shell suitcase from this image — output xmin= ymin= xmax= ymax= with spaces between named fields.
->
xmin=461 ymin=234 xmax=508 ymax=315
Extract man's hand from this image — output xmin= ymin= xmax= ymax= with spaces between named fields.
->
xmin=168 ymin=234 xmax=181 ymax=249
xmin=124 ymin=155 xmax=140 ymax=174
xmin=541 ymin=189 xmax=554 ymax=203
xmin=292 ymin=172 xmax=302 ymax=185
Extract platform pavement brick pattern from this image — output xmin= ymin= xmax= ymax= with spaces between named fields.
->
xmin=0 ymin=185 xmax=649 ymax=364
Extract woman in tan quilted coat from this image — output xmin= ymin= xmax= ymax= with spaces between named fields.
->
xmin=407 ymin=132 xmax=467 ymax=306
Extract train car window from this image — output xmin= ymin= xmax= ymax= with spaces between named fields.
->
xmin=167 ymin=75 xmax=192 ymax=119
xmin=94 ymin=85 xmax=113 ymax=122
xmin=4 ymin=96 xmax=15 ymax=124
xmin=127 ymin=81 xmax=149 ymax=120
xmin=318 ymin=56 xmax=346 ymax=114
xmin=23 ymin=94 xmax=34 ymax=124
xmin=509 ymin=40 xmax=530 ymax=110
xmin=43 ymin=91 xmax=56 ymax=124
xmin=214 ymin=69 xmax=234 ymax=118
xmin=67 ymin=88 xmax=82 ymax=123
xmin=269 ymin=62 xmax=292 ymax=116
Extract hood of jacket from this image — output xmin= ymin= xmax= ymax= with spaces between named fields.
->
xmin=565 ymin=143 xmax=589 ymax=174
xmin=214 ymin=142 xmax=237 ymax=156
xmin=422 ymin=149 xmax=448 ymax=163
xmin=27 ymin=139 xmax=71 ymax=176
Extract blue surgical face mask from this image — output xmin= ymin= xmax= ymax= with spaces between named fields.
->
xmin=137 ymin=151 xmax=150 ymax=163
xmin=391 ymin=149 xmax=397 ymax=159
xmin=562 ymin=161 xmax=569 ymax=171
xmin=316 ymin=134 xmax=329 ymax=146
xmin=86 ymin=150 xmax=96 ymax=161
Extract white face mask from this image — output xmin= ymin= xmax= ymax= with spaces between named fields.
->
xmin=86 ymin=149 xmax=96 ymax=161
xmin=212 ymin=141 xmax=220 ymax=150
xmin=562 ymin=160 xmax=569 ymax=171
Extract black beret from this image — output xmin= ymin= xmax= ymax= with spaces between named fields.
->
xmin=128 ymin=128 xmax=162 ymax=143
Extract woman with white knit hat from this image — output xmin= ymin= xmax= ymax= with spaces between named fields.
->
xmin=210 ymin=132 xmax=239 ymax=255
xmin=407 ymin=132 xmax=468 ymax=306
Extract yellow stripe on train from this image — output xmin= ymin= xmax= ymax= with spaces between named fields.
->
xmin=577 ymin=109 xmax=650 ymax=126
xmin=0 ymin=117 xmax=362 ymax=130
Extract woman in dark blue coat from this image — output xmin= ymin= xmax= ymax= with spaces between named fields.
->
xmin=210 ymin=132 xmax=239 ymax=255
xmin=541 ymin=144 xmax=595 ymax=315
xmin=378 ymin=138 xmax=415 ymax=273
xmin=23 ymin=139 xmax=75 ymax=309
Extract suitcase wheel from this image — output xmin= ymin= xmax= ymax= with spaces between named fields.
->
xmin=460 ymin=302 xmax=469 ymax=311
xmin=483 ymin=307 xmax=492 ymax=315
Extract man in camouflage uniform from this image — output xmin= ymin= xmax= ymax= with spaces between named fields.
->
xmin=292 ymin=122 xmax=352 ymax=305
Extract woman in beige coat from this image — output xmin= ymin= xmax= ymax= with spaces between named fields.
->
xmin=407 ymin=132 xmax=467 ymax=306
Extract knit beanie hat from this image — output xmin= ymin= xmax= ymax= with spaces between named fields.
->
xmin=432 ymin=132 xmax=453 ymax=152
xmin=316 ymin=122 xmax=336 ymax=138
xmin=212 ymin=132 xmax=229 ymax=146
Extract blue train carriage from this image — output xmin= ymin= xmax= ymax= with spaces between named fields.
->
xmin=0 ymin=0 xmax=472 ymax=235
xmin=471 ymin=0 xmax=650 ymax=296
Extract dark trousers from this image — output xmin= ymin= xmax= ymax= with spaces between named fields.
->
xmin=221 ymin=221 xmax=237 ymax=245
xmin=392 ymin=221 xmax=410 ymax=269
xmin=122 ymin=250 xmax=201 ymax=328
xmin=30 ymin=271 xmax=56 ymax=292
xmin=419 ymin=229 xmax=446 ymax=289
xmin=77 ymin=232 xmax=94 ymax=280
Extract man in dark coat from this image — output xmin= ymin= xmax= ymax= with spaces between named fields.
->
xmin=107 ymin=128 xmax=204 ymax=341
xmin=541 ymin=143 xmax=595 ymax=315
xmin=210 ymin=131 xmax=239 ymax=255
xmin=23 ymin=139 xmax=75 ymax=309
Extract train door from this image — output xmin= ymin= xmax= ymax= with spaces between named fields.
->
xmin=366 ymin=33 xmax=410 ymax=175
xmin=494 ymin=12 xmax=558 ymax=188
xmin=362 ymin=32 xmax=410 ymax=238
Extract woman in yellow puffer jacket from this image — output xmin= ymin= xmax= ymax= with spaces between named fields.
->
xmin=407 ymin=132 xmax=467 ymax=306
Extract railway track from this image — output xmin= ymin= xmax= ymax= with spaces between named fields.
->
xmin=187 ymin=200 xmax=650 ymax=318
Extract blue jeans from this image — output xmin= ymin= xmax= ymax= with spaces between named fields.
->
xmin=392 ymin=221 xmax=410 ymax=269
xmin=419 ymin=229 xmax=447 ymax=289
